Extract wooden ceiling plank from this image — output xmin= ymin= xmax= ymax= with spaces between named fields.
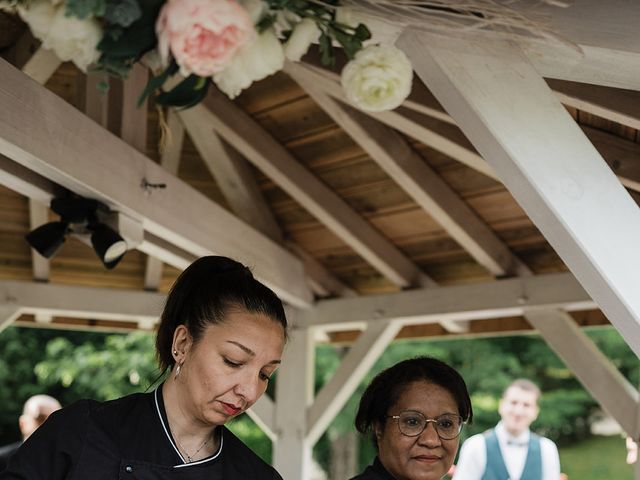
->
xmin=0 ymin=60 xmax=312 ymax=307
xmin=292 ymin=63 xmax=498 ymax=181
xmin=200 ymin=89 xmax=432 ymax=288
xmin=286 ymin=242 xmax=356 ymax=298
xmin=524 ymin=308 xmax=639 ymax=438
xmin=178 ymin=107 xmax=283 ymax=242
xmin=28 ymin=198 xmax=50 ymax=281
xmin=82 ymin=72 xmax=110 ymax=127
xmin=306 ymin=320 xmax=402 ymax=445
xmin=399 ymin=31 xmax=640 ymax=356
xmin=178 ymin=103 xmax=359 ymax=298
xmin=288 ymin=64 xmax=530 ymax=279
xmin=302 ymin=272 xmax=595 ymax=329
xmin=120 ymin=63 xmax=148 ymax=153
xmin=584 ymin=126 xmax=640 ymax=194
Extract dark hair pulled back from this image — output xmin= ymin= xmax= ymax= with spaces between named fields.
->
xmin=354 ymin=356 xmax=472 ymax=448
xmin=156 ymin=256 xmax=287 ymax=371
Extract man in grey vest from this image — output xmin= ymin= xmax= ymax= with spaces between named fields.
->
xmin=452 ymin=379 xmax=560 ymax=480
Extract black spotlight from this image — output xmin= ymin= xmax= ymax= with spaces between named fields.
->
xmin=25 ymin=221 xmax=69 ymax=258
xmin=25 ymin=195 xmax=129 ymax=269
xmin=90 ymin=223 xmax=127 ymax=269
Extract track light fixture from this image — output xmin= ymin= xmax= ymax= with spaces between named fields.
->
xmin=25 ymin=195 xmax=128 ymax=269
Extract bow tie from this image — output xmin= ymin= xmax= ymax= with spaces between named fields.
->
xmin=506 ymin=440 xmax=528 ymax=447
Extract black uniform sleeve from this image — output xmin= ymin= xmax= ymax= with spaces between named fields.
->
xmin=0 ymin=401 xmax=91 ymax=480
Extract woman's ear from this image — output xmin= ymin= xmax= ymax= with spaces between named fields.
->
xmin=373 ymin=420 xmax=384 ymax=443
xmin=171 ymin=325 xmax=192 ymax=362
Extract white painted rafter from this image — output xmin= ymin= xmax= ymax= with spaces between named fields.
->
xmin=302 ymin=272 xmax=594 ymax=329
xmin=398 ymin=31 xmax=640 ymax=356
xmin=287 ymin=64 xmax=530 ymax=278
xmin=306 ymin=320 xmax=402 ymax=445
xmin=178 ymin=107 xmax=283 ymax=242
xmin=0 ymin=279 xmax=164 ymax=324
xmin=200 ymin=89 xmax=433 ymax=288
xmin=0 ymin=59 xmax=312 ymax=307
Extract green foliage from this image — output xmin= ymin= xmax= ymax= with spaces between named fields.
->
xmin=312 ymin=328 xmax=638 ymax=474
xmin=97 ymin=0 xmax=164 ymax=76
xmin=105 ymin=0 xmax=143 ymax=27
xmin=65 ymin=0 xmax=106 ymax=19
xmin=0 ymin=327 xmax=115 ymax=442
xmin=34 ymin=331 xmax=160 ymax=401
xmin=559 ymin=435 xmax=633 ymax=480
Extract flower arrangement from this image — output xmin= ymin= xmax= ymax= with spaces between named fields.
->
xmin=4 ymin=0 xmax=415 ymax=112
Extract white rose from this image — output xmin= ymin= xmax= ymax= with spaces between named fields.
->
xmin=44 ymin=6 xmax=103 ymax=72
xmin=284 ymin=18 xmax=320 ymax=62
xmin=340 ymin=44 xmax=413 ymax=112
xmin=213 ymin=28 xmax=284 ymax=99
xmin=17 ymin=0 xmax=56 ymax=41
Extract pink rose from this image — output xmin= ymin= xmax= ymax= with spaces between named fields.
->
xmin=156 ymin=0 xmax=255 ymax=77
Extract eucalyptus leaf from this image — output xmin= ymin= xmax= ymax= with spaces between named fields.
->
xmin=65 ymin=0 xmax=106 ymax=19
xmin=105 ymin=0 xmax=142 ymax=27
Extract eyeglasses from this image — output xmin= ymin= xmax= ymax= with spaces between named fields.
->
xmin=387 ymin=411 xmax=464 ymax=440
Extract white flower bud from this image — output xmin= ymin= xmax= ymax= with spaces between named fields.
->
xmin=341 ymin=44 xmax=413 ymax=112
xmin=284 ymin=18 xmax=320 ymax=62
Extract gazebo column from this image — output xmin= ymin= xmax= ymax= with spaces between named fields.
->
xmin=273 ymin=323 xmax=315 ymax=479
xmin=397 ymin=30 xmax=640 ymax=357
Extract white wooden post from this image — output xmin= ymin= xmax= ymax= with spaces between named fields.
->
xmin=273 ymin=323 xmax=315 ymax=480
xmin=398 ymin=30 xmax=640 ymax=356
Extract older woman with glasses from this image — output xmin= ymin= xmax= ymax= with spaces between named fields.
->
xmin=350 ymin=356 xmax=472 ymax=480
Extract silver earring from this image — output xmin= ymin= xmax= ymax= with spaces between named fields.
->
xmin=174 ymin=363 xmax=182 ymax=379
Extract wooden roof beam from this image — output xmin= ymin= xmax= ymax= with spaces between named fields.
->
xmin=0 ymin=59 xmax=312 ymax=307
xmin=398 ymin=31 xmax=640 ymax=357
xmin=293 ymin=63 xmax=497 ymax=180
xmin=0 ymin=279 xmax=164 ymax=326
xmin=513 ymin=0 xmax=640 ymax=90
xmin=200 ymin=88 xmax=434 ymax=288
xmin=547 ymin=79 xmax=640 ymax=131
xmin=302 ymin=272 xmax=595 ymax=329
xmin=287 ymin=62 xmax=530 ymax=279
xmin=178 ymin=106 xmax=355 ymax=297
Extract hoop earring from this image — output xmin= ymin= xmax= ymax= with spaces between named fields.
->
xmin=174 ymin=363 xmax=182 ymax=379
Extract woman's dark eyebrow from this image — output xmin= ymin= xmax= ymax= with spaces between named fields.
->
xmin=226 ymin=341 xmax=281 ymax=364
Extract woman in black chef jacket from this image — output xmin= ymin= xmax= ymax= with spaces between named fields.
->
xmin=0 ymin=256 xmax=287 ymax=480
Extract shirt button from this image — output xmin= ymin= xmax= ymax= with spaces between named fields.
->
xmin=125 ymin=465 xmax=133 ymax=473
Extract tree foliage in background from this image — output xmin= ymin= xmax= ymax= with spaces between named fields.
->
xmin=313 ymin=327 xmax=639 ymax=473
xmin=0 ymin=325 xmax=637 ymax=473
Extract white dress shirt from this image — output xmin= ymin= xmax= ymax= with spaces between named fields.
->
xmin=452 ymin=422 xmax=561 ymax=480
